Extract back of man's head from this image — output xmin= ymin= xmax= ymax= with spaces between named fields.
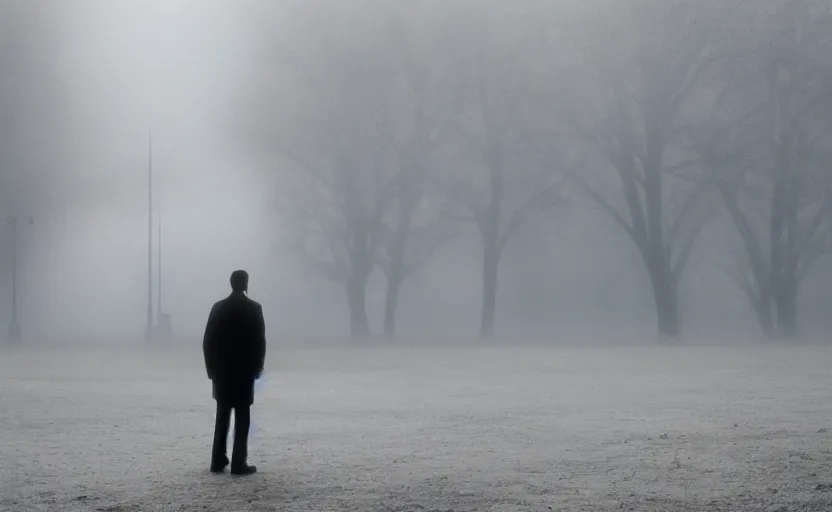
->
xmin=230 ymin=270 xmax=249 ymax=293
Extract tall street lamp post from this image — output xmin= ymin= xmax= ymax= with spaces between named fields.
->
xmin=145 ymin=131 xmax=154 ymax=341
xmin=8 ymin=215 xmax=33 ymax=343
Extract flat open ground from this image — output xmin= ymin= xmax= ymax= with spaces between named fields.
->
xmin=1 ymin=344 xmax=832 ymax=512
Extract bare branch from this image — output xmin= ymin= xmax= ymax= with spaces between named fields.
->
xmin=672 ymin=197 xmax=714 ymax=282
xmin=667 ymin=186 xmax=709 ymax=247
xmin=566 ymin=168 xmax=640 ymax=245
xmin=496 ymin=177 xmax=566 ymax=254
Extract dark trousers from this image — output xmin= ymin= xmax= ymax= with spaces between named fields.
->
xmin=212 ymin=402 xmax=251 ymax=467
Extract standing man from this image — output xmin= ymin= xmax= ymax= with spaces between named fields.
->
xmin=203 ymin=270 xmax=266 ymax=475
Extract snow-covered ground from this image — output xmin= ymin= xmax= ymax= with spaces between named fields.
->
xmin=1 ymin=344 xmax=831 ymax=512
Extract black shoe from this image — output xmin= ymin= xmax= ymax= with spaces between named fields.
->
xmin=230 ymin=464 xmax=257 ymax=475
xmin=210 ymin=455 xmax=229 ymax=473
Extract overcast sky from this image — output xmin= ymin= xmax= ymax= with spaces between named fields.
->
xmin=3 ymin=0 xmax=830 ymax=344
xmin=13 ymin=0 xmax=277 ymax=341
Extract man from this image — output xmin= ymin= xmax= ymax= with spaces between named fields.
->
xmin=202 ymin=270 xmax=266 ymax=475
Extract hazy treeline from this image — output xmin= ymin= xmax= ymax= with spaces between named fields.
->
xmin=5 ymin=0 xmax=829 ymax=343
xmin=237 ymin=0 xmax=832 ymax=342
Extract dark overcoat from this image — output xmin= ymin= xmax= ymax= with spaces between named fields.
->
xmin=202 ymin=292 xmax=267 ymax=407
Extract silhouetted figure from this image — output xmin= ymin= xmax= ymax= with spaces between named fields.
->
xmin=202 ymin=270 xmax=266 ymax=475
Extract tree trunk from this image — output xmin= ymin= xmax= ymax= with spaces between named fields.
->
xmin=775 ymin=282 xmax=798 ymax=339
xmin=480 ymin=243 xmax=499 ymax=339
xmin=644 ymin=255 xmax=680 ymax=341
xmin=753 ymin=295 xmax=776 ymax=340
xmin=382 ymin=276 xmax=402 ymax=338
xmin=347 ymin=275 xmax=371 ymax=338
xmin=382 ymin=193 xmax=415 ymax=338
xmin=653 ymin=278 xmax=680 ymax=341
xmin=642 ymin=133 xmax=680 ymax=341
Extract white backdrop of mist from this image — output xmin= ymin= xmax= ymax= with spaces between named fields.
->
xmin=1 ymin=0 xmax=830 ymax=344
xmin=1 ymin=0 xmax=274 ymax=342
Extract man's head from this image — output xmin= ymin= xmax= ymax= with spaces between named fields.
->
xmin=230 ymin=270 xmax=249 ymax=293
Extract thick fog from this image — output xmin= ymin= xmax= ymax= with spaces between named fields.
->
xmin=2 ymin=0 xmax=831 ymax=343
xmin=1 ymin=0 xmax=271 ymax=342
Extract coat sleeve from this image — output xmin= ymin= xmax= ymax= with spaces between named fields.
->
xmin=253 ymin=304 xmax=267 ymax=378
xmin=202 ymin=303 xmax=219 ymax=379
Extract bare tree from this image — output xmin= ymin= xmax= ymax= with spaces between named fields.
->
xmin=242 ymin=1 xmax=461 ymax=338
xmin=694 ymin=0 xmax=832 ymax=339
xmin=440 ymin=3 xmax=567 ymax=339
xmin=530 ymin=0 xmax=731 ymax=340
xmin=242 ymin=2 xmax=405 ymax=337
xmin=377 ymin=189 xmax=458 ymax=337
xmin=368 ymin=7 xmax=462 ymax=338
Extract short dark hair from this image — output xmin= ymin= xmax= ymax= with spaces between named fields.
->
xmin=230 ymin=270 xmax=249 ymax=292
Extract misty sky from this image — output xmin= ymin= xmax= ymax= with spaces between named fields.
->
xmin=2 ymin=0 xmax=831 ymax=343
xmin=8 ymin=0 xmax=273 ymax=340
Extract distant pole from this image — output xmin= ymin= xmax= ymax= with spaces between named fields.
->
xmin=145 ymin=130 xmax=154 ymax=340
xmin=7 ymin=215 xmax=33 ymax=344
xmin=157 ymin=213 xmax=162 ymax=320
xmin=9 ymin=217 xmax=19 ymax=343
